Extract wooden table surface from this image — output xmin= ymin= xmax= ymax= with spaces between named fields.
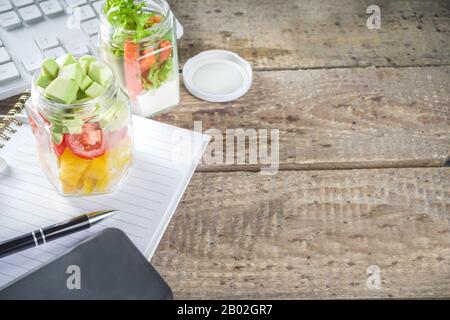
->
xmin=1 ymin=0 xmax=449 ymax=299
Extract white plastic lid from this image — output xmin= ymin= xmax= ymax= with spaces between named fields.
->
xmin=183 ymin=50 xmax=252 ymax=102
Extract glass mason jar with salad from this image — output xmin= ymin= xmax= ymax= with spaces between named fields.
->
xmin=26 ymin=53 xmax=134 ymax=196
xmin=99 ymin=0 xmax=180 ymax=117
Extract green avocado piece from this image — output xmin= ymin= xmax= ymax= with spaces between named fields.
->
xmin=51 ymin=123 xmax=65 ymax=134
xmin=100 ymin=99 xmax=129 ymax=131
xmin=51 ymin=131 xmax=63 ymax=145
xmin=58 ymin=63 xmax=84 ymax=86
xmin=75 ymin=97 xmax=92 ymax=104
xmin=85 ymin=82 xmax=106 ymax=99
xmin=79 ymin=55 xmax=96 ymax=64
xmin=88 ymin=61 xmax=113 ymax=88
xmin=36 ymin=73 xmax=52 ymax=88
xmin=79 ymin=75 xmax=93 ymax=91
xmin=56 ymin=53 xmax=77 ymax=67
xmin=80 ymin=61 xmax=89 ymax=74
xmin=79 ymin=55 xmax=96 ymax=74
xmin=61 ymin=118 xmax=84 ymax=134
xmin=76 ymin=89 xmax=85 ymax=100
xmin=44 ymin=77 xmax=79 ymax=104
xmin=41 ymin=58 xmax=59 ymax=79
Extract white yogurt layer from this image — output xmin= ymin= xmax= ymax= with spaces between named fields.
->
xmin=134 ymin=79 xmax=180 ymax=117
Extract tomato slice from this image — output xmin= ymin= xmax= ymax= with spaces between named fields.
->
xmin=158 ymin=40 xmax=172 ymax=63
xmin=64 ymin=123 xmax=105 ymax=160
xmin=152 ymin=15 xmax=162 ymax=23
xmin=52 ymin=140 xmax=66 ymax=157
xmin=139 ymin=48 xmax=156 ymax=74
xmin=124 ymin=41 xmax=143 ymax=100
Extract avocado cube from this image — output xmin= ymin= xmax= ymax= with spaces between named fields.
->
xmin=41 ymin=58 xmax=59 ymax=79
xmin=61 ymin=118 xmax=84 ymax=134
xmin=56 ymin=53 xmax=77 ymax=67
xmin=52 ymin=123 xmax=65 ymax=135
xmin=79 ymin=55 xmax=96 ymax=72
xmin=76 ymin=89 xmax=85 ymax=100
xmin=100 ymin=100 xmax=129 ymax=130
xmin=51 ymin=131 xmax=63 ymax=145
xmin=44 ymin=77 xmax=79 ymax=104
xmin=84 ymin=82 xmax=106 ymax=99
xmin=59 ymin=63 xmax=84 ymax=86
xmin=88 ymin=61 xmax=113 ymax=88
xmin=75 ymin=97 xmax=92 ymax=104
xmin=36 ymin=73 xmax=52 ymax=88
xmin=79 ymin=75 xmax=93 ymax=91
xmin=79 ymin=55 xmax=96 ymax=64
xmin=80 ymin=61 xmax=89 ymax=74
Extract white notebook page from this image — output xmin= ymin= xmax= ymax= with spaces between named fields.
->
xmin=0 ymin=115 xmax=209 ymax=287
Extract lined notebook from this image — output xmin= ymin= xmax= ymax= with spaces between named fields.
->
xmin=0 ymin=93 xmax=210 ymax=288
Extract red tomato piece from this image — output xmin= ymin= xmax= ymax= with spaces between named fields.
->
xmin=52 ymin=140 xmax=66 ymax=157
xmin=139 ymin=48 xmax=156 ymax=74
xmin=64 ymin=123 xmax=105 ymax=160
xmin=153 ymin=15 xmax=162 ymax=23
xmin=158 ymin=40 xmax=172 ymax=63
xmin=124 ymin=41 xmax=143 ymax=100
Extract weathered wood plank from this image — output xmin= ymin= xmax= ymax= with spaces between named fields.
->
xmin=171 ymin=0 xmax=450 ymax=69
xmin=153 ymin=66 xmax=450 ymax=170
xmin=151 ymin=168 xmax=450 ymax=299
xmin=3 ymin=67 xmax=449 ymax=169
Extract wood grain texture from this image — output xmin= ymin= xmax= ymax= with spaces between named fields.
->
xmin=0 ymin=0 xmax=449 ymax=300
xmin=153 ymin=66 xmax=450 ymax=170
xmin=151 ymin=168 xmax=450 ymax=299
xmin=170 ymin=0 xmax=450 ymax=69
xmin=5 ymin=66 xmax=448 ymax=170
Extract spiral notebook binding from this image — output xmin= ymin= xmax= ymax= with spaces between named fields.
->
xmin=0 ymin=89 xmax=31 ymax=149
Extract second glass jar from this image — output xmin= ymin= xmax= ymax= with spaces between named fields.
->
xmin=99 ymin=0 xmax=180 ymax=117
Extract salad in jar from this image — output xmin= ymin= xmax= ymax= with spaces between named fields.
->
xmin=26 ymin=53 xmax=134 ymax=196
xmin=99 ymin=0 xmax=180 ymax=117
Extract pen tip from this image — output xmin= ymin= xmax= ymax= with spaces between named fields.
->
xmin=87 ymin=210 xmax=118 ymax=225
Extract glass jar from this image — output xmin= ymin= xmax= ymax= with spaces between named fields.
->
xmin=99 ymin=0 xmax=180 ymax=117
xmin=26 ymin=70 xmax=134 ymax=197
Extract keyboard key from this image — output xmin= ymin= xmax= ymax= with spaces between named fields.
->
xmin=0 ymin=11 xmax=22 ymax=30
xmin=19 ymin=5 xmax=43 ymax=23
xmin=22 ymin=55 xmax=43 ymax=74
xmin=90 ymin=34 xmax=99 ymax=47
xmin=12 ymin=0 xmax=33 ymax=8
xmin=79 ymin=4 xmax=95 ymax=21
xmin=66 ymin=41 xmax=90 ymax=55
xmin=82 ymin=18 xmax=99 ymax=35
xmin=0 ymin=1 xmax=13 ymax=13
xmin=40 ymin=0 xmax=63 ymax=17
xmin=44 ymin=46 xmax=65 ymax=59
xmin=92 ymin=1 xmax=102 ymax=15
xmin=36 ymin=35 xmax=59 ymax=50
xmin=0 ymin=47 xmax=11 ymax=64
xmin=65 ymin=0 xmax=87 ymax=7
xmin=0 ymin=62 xmax=21 ymax=84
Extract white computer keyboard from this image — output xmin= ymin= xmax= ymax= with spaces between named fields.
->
xmin=0 ymin=0 xmax=183 ymax=100
xmin=0 ymin=0 xmax=106 ymax=99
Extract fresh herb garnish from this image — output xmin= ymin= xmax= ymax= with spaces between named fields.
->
xmin=143 ymin=59 xmax=173 ymax=90
xmin=103 ymin=0 xmax=159 ymax=56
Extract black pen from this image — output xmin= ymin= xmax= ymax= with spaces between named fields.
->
xmin=0 ymin=210 xmax=118 ymax=258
